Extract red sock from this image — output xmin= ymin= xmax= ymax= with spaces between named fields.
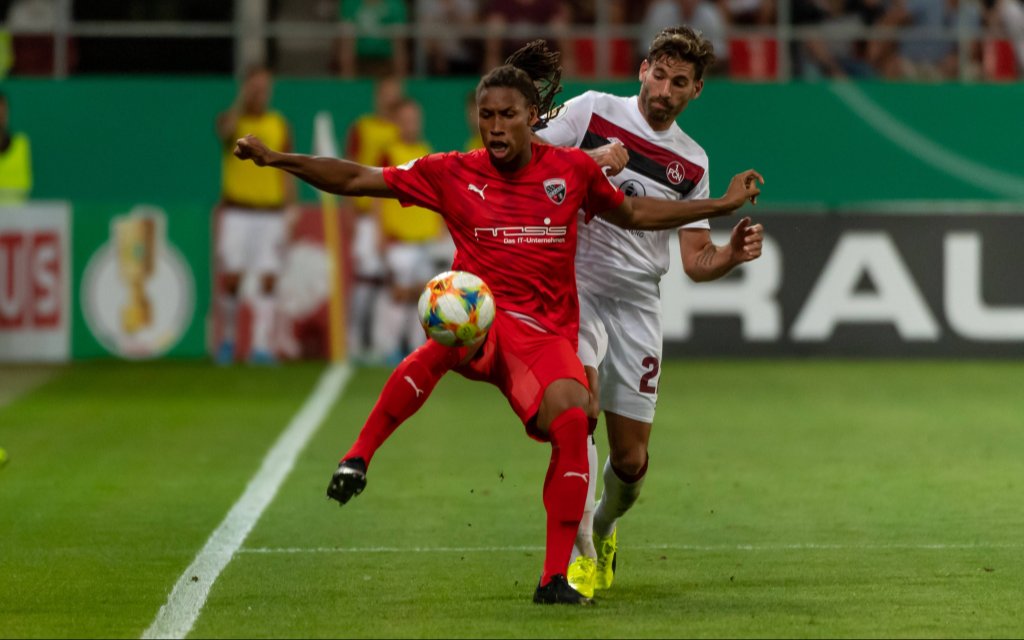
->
xmin=541 ymin=407 xmax=590 ymax=586
xmin=343 ymin=339 xmax=463 ymax=467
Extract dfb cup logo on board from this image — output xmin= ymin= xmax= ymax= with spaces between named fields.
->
xmin=82 ymin=205 xmax=194 ymax=359
xmin=666 ymin=161 xmax=685 ymax=185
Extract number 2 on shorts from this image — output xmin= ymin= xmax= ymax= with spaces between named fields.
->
xmin=639 ymin=356 xmax=659 ymax=394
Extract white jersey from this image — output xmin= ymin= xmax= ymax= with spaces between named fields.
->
xmin=538 ymin=91 xmax=710 ymax=305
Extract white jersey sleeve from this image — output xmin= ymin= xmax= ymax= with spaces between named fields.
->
xmin=692 ymin=165 xmax=710 ymax=201
xmin=536 ymin=91 xmax=597 ymax=148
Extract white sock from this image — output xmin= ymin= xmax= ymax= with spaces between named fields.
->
xmin=573 ymin=434 xmax=599 ymax=559
xmin=593 ymin=456 xmax=646 ymax=538
xmin=347 ymin=282 xmax=378 ymax=357
xmin=250 ymin=294 xmax=275 ymax=354
xmin=218 ymin=294 xmax=238 ymax=344
xmin=370 ymin=293 xmax=402 ymax=357
xmin=404 ymin=302 xmax=426 ymax=351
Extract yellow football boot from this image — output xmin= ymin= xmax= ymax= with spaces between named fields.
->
xmin=593 ymin=528 xmax=618 ymax=590
xmin=566 ymin=556 xmax=597 ymax=599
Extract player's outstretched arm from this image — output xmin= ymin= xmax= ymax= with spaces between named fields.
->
xmin=681 ymin=216 xmax=765 ymax=282
xmin=599 ymin=169 xmax=764 ymax=231
xmin=234 ymin=134 xmax=394 ymax=198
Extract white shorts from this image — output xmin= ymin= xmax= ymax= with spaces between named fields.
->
xmin=217 ymin=207 xmax=285 ymax=275
xmin=385 ymin=242 xmax=436 ymax=289
xmin=577 ymin=289 xmax=662 ymax=423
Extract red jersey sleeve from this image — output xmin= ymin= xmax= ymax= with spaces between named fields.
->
xmin=577 ymin=153 xmax=625 ymax=223
xmin=381 ymin=152 xmax=451 ymax=214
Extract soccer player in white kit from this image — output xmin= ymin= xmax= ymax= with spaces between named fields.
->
xmin=535 ymin=26 xmax=766 ymax=598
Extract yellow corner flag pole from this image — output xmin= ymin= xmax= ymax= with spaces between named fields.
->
xmin=313 ymin=111 xmax=347 ymax=363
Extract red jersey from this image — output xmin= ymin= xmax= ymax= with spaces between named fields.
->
xmin=382 ymin=143 xmax=624 ymax=344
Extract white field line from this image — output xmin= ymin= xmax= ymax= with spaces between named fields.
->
xmin=238 ymin=542 xmax=1023 ymax=555
xmin=0 ymin=366 xmax=61 ymax=409
xmin=142 ymin=363 xmax=352 ymax=640
xmin=829 ymin=83 xmax=1024 ymax=200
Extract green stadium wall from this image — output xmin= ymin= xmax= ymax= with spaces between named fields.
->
xmin=2 ymin=79 xmax=1021 ymax=361
xmin=3 ymin=78 xmax=1023 ymax=207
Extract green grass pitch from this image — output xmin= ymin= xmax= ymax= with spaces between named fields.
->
xmin=1 ymin=360 xmax=1023 ymax=638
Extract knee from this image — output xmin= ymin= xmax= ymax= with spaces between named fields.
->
xmin=222 ymin=274 xmax=241 ymax=296
xmin=542 ymin=387 xmax=589 ymax=424
xmin=536 ymin=381 xmax=589 ymax=436
xmin=610 ymin=445 xmax=648 ymax=479
xmin=261 ymin=274 xmax=276 ymax=295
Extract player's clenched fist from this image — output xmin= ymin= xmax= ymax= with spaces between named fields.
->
xmin=729 ymin=216 xmax=765 ymax=263
xmin=591 ymin=141 xmax=629 ymax=176
xmin=234 ymin=134 xmax=272 ymax=166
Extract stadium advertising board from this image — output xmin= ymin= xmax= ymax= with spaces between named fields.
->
xmin=0 ymin=203 xmax=71 ymax=362
xmin=73 ymin=204 xmax=209 ymax=359
xmin=662 ymin=213 xmax=1024 ymax=357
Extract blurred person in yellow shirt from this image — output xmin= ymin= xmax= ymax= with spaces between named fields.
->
xmin=214 ymin=66 xmax=297 ymax=365
xmin=374 ymin=97 xmax=443 ymax=362
xmin=0 ymin=91 xmax=33 ymax=205
xmin=344 ymin=76 xmax=403 ymax=364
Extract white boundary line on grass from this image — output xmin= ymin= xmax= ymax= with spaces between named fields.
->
xmin=142 ymin=363 xmax=352 ymax=640
xmin=239 ymin=542 xmax=1023 ymax=554
xmin=828 ymin=83 xmax=1024 ymax=200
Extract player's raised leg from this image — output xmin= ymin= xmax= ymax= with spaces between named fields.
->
xmin=592 ymin=412 xmax=650 ymax=590
xmin=326 ymin=338 xmax=469 ymax=504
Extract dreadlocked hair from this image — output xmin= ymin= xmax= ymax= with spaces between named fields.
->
xmin=477 ymin=39 xmax=563 ymax=124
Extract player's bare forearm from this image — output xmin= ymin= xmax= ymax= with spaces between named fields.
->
xmin=601 ymin=169 xmax=764 ymax=231
xmin=234 ymin=135 xmax=392 ymax=198
xmin=270 ymin=152 xmax=389 ymax=197
xmin=684 ymin=241 xmax=739 ymax=282
xmin=682 ymin=217 xmax=764 ymax=282
xmin=602 ymin=195 xmax=734 ymax=231
xmin=267 ymin=153 xmax=392 ymax=198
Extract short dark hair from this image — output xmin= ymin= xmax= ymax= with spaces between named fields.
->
xmin=647 ymin=26 xmax=717 ymax=80
xmin=477 ymin=40 xmax=563 ymax=125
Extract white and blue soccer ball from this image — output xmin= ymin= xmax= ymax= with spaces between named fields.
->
xmin=417 ymin=271 xmax=496 ymax=347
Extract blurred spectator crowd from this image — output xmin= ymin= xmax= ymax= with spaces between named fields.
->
xmin=0 ymin=0 xmax=1022 ymax=80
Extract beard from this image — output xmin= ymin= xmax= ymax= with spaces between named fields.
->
xmin=645 ymin=97 xmax=677 ymax=124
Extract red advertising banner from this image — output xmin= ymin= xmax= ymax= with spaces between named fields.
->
xmin=0 ymin=203 xmax=71 ymax=361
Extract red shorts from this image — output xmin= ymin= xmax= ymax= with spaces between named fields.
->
xmin=455 ymin=311 xmax=588 ymax=438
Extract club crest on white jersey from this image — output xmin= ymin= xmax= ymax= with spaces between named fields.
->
xmin=666 ymin=161 xmax=685 ymax=185
xmin=544 ymin=178 xmax=567 ymax=204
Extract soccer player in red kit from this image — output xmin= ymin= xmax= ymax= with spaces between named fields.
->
xmin=234 ymin=41 xmax=762 ymax=605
